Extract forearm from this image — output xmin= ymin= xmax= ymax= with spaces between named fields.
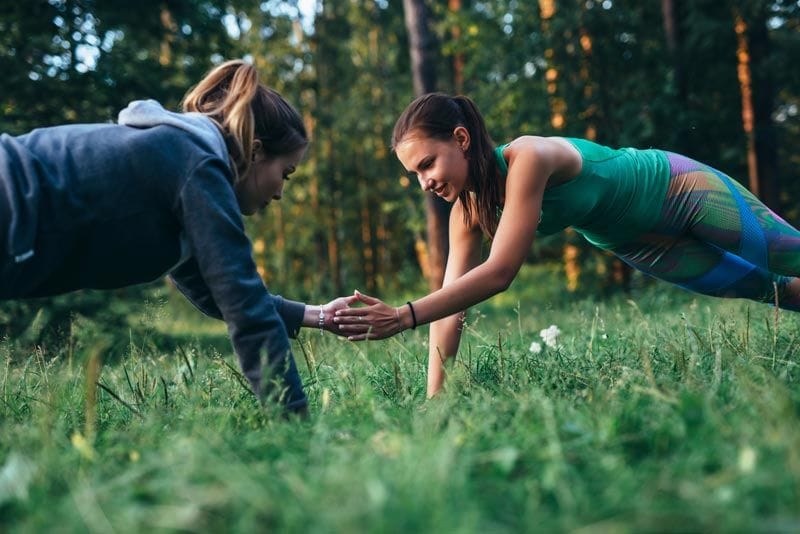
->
xmin=349 ymin=263 xmax=507 ymax=341
xmin=427 ymin=312 xmax=465 ymax=397
xmin=412 ymin=262 xmax=510 ymax=328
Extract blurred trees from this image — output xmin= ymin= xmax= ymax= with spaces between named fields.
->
xmin=402 ymin=0 xmax=451 ymax=291
xmin=0 ymin=0 xmax=245 ymax=131
xmin=0 ymin=0 xmax=799 ymax=335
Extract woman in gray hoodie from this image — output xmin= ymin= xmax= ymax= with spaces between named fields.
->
xmin=0 ymin=59 xmax=358 ymax=413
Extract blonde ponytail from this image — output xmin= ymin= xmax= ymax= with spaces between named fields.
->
xmin=182 ymin=59 xmax=307 ymax=182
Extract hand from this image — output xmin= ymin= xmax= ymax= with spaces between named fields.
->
xmin=321 ymin=295 xmax=361 ymax=336
xmin=333 ymin=290 xmax=405 ymax=341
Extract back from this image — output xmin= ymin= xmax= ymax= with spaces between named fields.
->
xmin=493 ymin=138 xmax=670 ymax=249
xmin=0 ymin=121 xmax=227 ymax=296
xmin=559 ymin=138 xmax=670 ymax=248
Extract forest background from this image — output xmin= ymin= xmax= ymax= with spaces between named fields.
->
xmin=0 ymin=0 xmax=799 ymax=335
xmin=3 ymin=2 xmax=800 ymax=531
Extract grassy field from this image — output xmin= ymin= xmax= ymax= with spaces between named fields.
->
xmin=2 ymin=269 xmax=800 ymax=533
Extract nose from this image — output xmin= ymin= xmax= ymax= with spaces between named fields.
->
xmin=419 ymin=175 xmax=436 ymax=192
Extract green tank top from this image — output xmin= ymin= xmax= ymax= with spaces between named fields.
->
xmin=493 ymin=138 xmax=670 ymax=249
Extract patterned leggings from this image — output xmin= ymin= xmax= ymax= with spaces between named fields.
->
xmin=609 ymin=152 xmax=800 ymax=311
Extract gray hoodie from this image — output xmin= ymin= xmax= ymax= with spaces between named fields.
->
xmin=0 ymin=100 xmax=308 ymax=411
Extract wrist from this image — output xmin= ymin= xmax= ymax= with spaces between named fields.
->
xmin=303 ymin=304 xmax=324 ymax=328
xmin=317 ymin=304 xmax=326 ymax=335
xmin=396 ymin=304 xmax=415 ymax=331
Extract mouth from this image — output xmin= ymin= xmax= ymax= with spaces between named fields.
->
xmin=433 ymin=184 xmax=447 ymax=196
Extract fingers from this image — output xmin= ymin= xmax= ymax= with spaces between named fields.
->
xmin=342 ymin=294 xmax=360 ymax=305
xmin=334 ymin=307 xmax=370 ymax=319
xmin=326 ymin=300 xmax=345 ymax=312
xmin=325 ymin=295 xmax=360 ymax=309
xmin=353 ymin=290 xmax=382 ymax=305
xmin=335 ymin=323 xmax=370 ymax=333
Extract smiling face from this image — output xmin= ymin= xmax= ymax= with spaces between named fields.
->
xmin=234 ymin=145 xmax=305 ymax=215
xmin=394 ymin=127 xmax=471 ymax=202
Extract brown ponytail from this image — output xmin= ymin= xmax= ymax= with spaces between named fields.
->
xmin=391 ymin=93 xmax=501 ymax=237
xmin=182 ymin=59 xmax=308 ymax=181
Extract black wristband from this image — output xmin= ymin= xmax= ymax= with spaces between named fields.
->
xmin=406 ymin=301 xmax=417 ymax=330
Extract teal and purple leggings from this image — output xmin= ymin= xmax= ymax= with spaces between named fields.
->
xmin=609 ymin=152 xmax=800 ymax=311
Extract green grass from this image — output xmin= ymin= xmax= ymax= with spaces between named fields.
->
xmin=2 ymin=271 xmax=800 ymax=533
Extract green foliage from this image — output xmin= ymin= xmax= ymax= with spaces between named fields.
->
xmin=0 ymin=0 xmax=247 ymax=132
xmin=2 ymin=278 xmax=800 ymax=531
xmin=1 ymin=1 xmax=799 ymax=333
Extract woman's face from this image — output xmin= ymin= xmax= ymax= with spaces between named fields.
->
xmin=395 ymin=127 xmax=470 ymax=202
xmin=235 ymin=145 xmax=305 ymax=215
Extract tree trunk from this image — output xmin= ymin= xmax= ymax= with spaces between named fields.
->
xmin=540 ymin=1 xmax=565 ymax=130
xmin=541 ymin=0 xmax=579 ymax=290
xmin=743 ymin=7 xmax=780 ymax=210
xmin=325 ymin=138 xmax=343 ymax=296
xmin=661 ymin=0 xmax=687 ymax=102
xmin=733 ymin=13 xmax=760 ymax=198
xmin=314 ymin=2 xmax=344 ymax=296
xmin=403 ymin=0 xmax=438 ymax=96
xmin=403 ymin=0 xmax=450 ymax=290
xmin=159 ymin=5 xmax=176 ymax=66
xmin=356 ymin=147 xmax=377 ymax=293
xmin=449 ymin=0 xmax=464 ymax=94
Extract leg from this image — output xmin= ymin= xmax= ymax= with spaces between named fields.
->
xmin=661 ymin=152 xmax=800 ymax=276
xmin=608 ymin=152 xmax=800 ymax=311
xmin=611 ymin=235 xmax=800 ymax=311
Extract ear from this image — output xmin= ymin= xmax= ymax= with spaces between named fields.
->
xmin=453 ymin=126 xmax=471 ymax=151
xmin=251 ymin=139 xmax=263 ymax=161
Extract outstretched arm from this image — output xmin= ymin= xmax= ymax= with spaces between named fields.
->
xmin=171 ymin=258 xmax=359 ymax=337
xmin=336 ymin=137 xmax=557 ymax=338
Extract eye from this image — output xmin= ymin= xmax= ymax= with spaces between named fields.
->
xmin=418 ymin=157 xmax=434 ymax=170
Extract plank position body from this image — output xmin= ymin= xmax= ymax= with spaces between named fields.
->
xmin=335 ymin=93 xmax=800 ymax=397
xmin=0 ymin=60 xmax=355 ymax=412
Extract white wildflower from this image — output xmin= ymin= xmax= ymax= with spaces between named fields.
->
xmin=539 ymin=325 xmax=561 ymax=349
xmin=529 ymin=341 xmax=542 ymax=354
xmin=738 ymin=446 xmax=757 ymax=474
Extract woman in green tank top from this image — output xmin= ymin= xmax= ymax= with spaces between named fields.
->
xmin=334 ymin=93 xmax=800 ymax=397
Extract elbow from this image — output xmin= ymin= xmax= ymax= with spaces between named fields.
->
xmin=490 ymin=266 xmax=517 ymax=294
xmin=495 ymin=277 xmax=513 ymax=294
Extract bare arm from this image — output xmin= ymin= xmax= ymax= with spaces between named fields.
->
xmin=336 ymin=137 xmax=569 ymax=333
xmin=403 ymin=139 xmax=548 ymax=321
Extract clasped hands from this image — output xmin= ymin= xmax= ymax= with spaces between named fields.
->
xmin=320 ymin=290 xmax=404 ymax=340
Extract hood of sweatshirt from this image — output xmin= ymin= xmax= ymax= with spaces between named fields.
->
xmin=118 ymin=99 xmax=229 ymax=162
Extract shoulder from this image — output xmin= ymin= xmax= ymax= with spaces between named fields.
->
xmin=503 ymin=135 xmax=571 ymax=159
xmin=503 ymin=136 xmax=580 ymax=175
